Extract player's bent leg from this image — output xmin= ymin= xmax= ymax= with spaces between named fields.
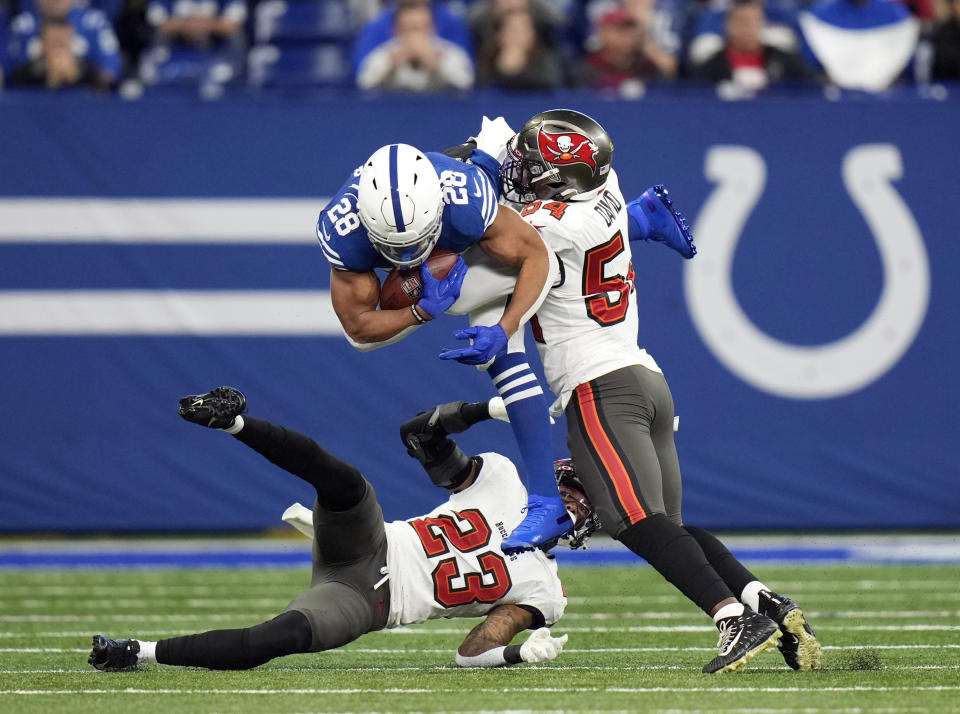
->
xmin=486 ymin=350 xmax=571 ymax=552
xmin=448 ymin=240 xmax=560 ymax=317
xmin=447 ymin=245 xmax=519 ymax=316
xmin=287 ymin=580 xmax=388 ymax=652
xmin=233 ymin=417 xmax=367 ymax=512
xmin=618 ymin=515 xmax=735 ymax=615
xmin=684 ymin=525 xmax=759 ymax=596
xmin=458 ymin=270 xmax=568 ymax=552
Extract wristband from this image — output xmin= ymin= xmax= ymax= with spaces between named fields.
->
xmin=454 ymin=644 xmax=522 ymax=668
xmin=410 ymin=304 xmax=426 ymax=324
xmin=503 ymin=644 xmax=523 ymax=664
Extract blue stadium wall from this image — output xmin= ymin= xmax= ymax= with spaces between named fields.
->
xmin=1 ymin=90 xmax=957 ymax=532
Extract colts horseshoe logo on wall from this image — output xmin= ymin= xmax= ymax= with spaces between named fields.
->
xmin=684 ymin=144 xmax=930 ymax=400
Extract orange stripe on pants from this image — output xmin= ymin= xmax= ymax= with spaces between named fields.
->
xmin=574 ymin=383 xmax=647 ymax=524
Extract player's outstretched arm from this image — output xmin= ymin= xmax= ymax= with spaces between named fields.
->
xmin=329 ymin=267 xmax=423 ymax=349
xmin=454 ymin=605 xmax=567 ymax=667
xmin=477 ymin=206 xmax=551 ymax=340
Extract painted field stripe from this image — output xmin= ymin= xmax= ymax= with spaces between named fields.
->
xmin=3 ymin=686 xmax=960 ymax=695
xmin=0 ymin=291 xmax=340 ymax=335
xmin=4 ymin=644 xmax=960 ymax=654
xmin=14 ymin=606 xmax=958 ymax=620
xmin=0 ymin=199 xmax=324 ymax=242
xmin=6 ymin=590 xmax=960 ymax=611
xmin=3 ymin=617 xmax=960 ymax=633
xmin=3 ymin=664 xmax=959 ymax=675
xmin=4 ymin=587 xmax=958 ymax=602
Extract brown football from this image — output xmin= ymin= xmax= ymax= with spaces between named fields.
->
xmin=379 ymin=249 xmax=460 ymax=310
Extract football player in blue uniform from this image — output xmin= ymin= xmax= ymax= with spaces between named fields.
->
xmin=316 ymin=142 xmax=575 ymax=553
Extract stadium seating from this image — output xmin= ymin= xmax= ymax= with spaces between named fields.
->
xmin=247 ymin=43 xmax=352 ymax=88
xmin=248 ymin=0 xmax=355 ymax=88
xmin=253 ymin=0 xmax=355 ymax=45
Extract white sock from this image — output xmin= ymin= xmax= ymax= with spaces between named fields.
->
xmin=137 ymin=640 xmax=158 ymax=663
xmin=713 ymin=602 xmax=745 ymax=623
xmin=222 ymin=415 xmax=245 ymax=435
xmin=741 ymin=580 xmax=769 ymax=612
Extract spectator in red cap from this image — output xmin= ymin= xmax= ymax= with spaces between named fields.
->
xmin=572 ymin=5 xmax=677 ymax=94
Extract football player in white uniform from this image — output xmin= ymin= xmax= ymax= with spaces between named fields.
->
xmin=450 ymin=109 xmax=820 ymax=674
xmin=89 ymin=387 xmax=596 ymax=672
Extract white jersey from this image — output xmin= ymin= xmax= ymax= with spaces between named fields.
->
xmin=520 ymin=169 xmax=661 ymax=414
xmin=383 ymin=452 xmax=567 ymax=628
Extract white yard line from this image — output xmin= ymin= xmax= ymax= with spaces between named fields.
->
xmin=3 ymin=608 xmax=959 ymax=622
xmin=3 ymin=686 xmax=960 ymax=695
xmin=4 ymin=644 xmax=959 ymax=654
xmin=2 ymin=665 xmax=959 ymax=675
xmin=2 ymin=620 xmax=960 ymax=633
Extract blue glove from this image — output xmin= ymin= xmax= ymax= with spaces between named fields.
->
xmin=438 ymin=325 xmax=508 ymax=365
xmin=417 ymin=256 xmax=468 ymax=319
xmin=626 ymin=184 xmax=697 ymax=259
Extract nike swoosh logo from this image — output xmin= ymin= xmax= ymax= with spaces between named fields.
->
xmin=473 ymin=178 xmax=482 ymax=198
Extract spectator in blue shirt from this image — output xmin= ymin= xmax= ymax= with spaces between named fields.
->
xmin=5 ymin=0 xmax=121 ymax=87
xmin=139 ymin=0 xmax=246 ymax=88
xmin=7 ymin=16 xmax=111 ymax=88
xmin=356 ymin=0 xmax=474 ymax=92
xmin=352 ymin=0 xmax=473 ymax=76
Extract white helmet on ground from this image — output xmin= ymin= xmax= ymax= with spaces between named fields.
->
xmin=357 ymin=143 xmax=444 ymax=268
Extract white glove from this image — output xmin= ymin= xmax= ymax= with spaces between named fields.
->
xmin=487 ymin=396 xmax=510 ymax=423
xmin=473 ymin=116 xmax=516 ymax=164
xmin=519 ymin=628 xmax=568 ymax=663
xmin=281 ymin=502 xmax=314 ymax=540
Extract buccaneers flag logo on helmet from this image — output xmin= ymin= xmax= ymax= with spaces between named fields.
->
xmin=538 ymin=130 xmax=600 ymax=173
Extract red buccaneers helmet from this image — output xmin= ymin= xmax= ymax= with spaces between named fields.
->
xmin=500 ymin=109 xmax=614 ymax=204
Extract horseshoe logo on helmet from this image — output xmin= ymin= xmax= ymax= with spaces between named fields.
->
xmin=684 ymin=144 xmax=930 ymax=399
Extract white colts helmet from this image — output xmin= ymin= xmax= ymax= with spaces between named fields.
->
xmin=357 ymin=144 xmax=444 ymax=268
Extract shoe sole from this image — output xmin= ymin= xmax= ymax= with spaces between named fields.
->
xmin=781 ymin=608 xmax=822 ymax=670
xmin=714 ymin=628 xmax=782 ymax=673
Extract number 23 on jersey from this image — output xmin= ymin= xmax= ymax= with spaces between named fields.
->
xmin=409 ymin=509 xmax=512 ymax=607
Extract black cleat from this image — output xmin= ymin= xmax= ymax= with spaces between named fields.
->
xmin=178 ymin=386 xmax=246 ymax=429
xmin=702 ymin=609 xmax=781 ymax=674
xmin=758 ymin=590 xmax=822 ymax=670
xmin=89 ymin=634 xmax=140 ymax=671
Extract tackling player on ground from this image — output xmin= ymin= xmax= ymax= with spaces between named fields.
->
xmin=450 ymin=109 xmax=821 ymax=674
xmin=89 ymin=386 xmax=597 ymax=672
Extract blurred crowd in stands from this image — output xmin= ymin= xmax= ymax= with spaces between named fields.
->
xmin=0 ymin=0 xmax=957 ymax=97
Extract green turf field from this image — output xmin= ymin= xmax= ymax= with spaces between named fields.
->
xmin=1 ymin=563 xmax=958 ymax=713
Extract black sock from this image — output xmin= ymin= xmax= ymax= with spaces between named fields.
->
xmin=618 ymin=514 xmax=735 ymax=615
xmin=235 ymin=417 xmax=366 ymax=511
xmin=155 ymin=611 xmax=312 ymax=670
xmin=684 ymin=525 xmax=758 ymax=597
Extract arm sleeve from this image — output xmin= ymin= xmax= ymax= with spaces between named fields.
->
xmin=454 ymin=645 xmax=523 ymax=668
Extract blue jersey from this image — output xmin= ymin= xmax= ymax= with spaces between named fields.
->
xmin=317 ymin=149 xmax=501 ymax=272
xmin=6 ymin=7 xmax=121 ymax=78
